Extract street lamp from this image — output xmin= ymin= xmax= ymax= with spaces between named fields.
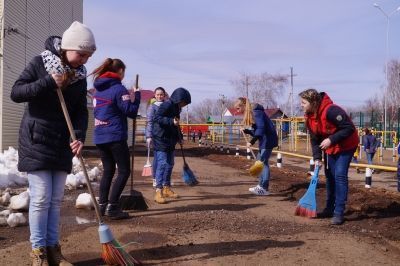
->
xmin=373 ymin=3 xmax=400 ymax=147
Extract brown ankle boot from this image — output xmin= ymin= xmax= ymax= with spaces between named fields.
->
xmin=154 ymin=189 xmax=166 ymax=204
xmin=46 ymin=244 xmax=72 ymax=266
xmin=162 ymin=186 xmax=179 ymax=198
xmin=30 ymin=247 xmax=49 ymax=266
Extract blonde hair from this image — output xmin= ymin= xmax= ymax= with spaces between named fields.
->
xmin=298 ymin=88 xmax=322 ymax=114
xmin=235 ymin=97 xmax=254 ymax=126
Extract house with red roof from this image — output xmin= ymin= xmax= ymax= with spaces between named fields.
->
xmin=223 ymin=107 xmax=287 ymax=119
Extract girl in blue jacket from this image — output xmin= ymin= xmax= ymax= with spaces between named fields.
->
xmin=152 ymin=87 xmax=191 ymax=203
xmin=235 ymin=97 xmax=278 ymax=196
xmin=92 ymin=58 xmax=140 ymax=219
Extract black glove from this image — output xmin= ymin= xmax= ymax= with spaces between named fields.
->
xmin=243 ymin=129 xmax=252 ymax=135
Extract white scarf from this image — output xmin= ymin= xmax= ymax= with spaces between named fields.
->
xmin=41 ymin=50 xmax=87 ymax=85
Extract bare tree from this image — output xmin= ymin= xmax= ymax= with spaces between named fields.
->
xmin=190 ymin=97 xmax=236 ymax=123
xmin=230 ymin=72 xmax=288 ymax=108
xmin=386 ymin=59 xmax=400 ymax=125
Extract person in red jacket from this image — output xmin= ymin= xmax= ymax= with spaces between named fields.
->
xmin=299 ymin=88 xmax=359 ymax=225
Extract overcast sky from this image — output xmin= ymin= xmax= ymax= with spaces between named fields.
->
xmin=83 ymin=0 xmax=400 ymax=108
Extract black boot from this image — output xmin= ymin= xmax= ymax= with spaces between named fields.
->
xmin=99 ymin=202 xmax=108 ymax=216
xmin=317 ymin=208 xmax=334 ymax=218
xmin=105 ymin=203 xmax=130 ymax=220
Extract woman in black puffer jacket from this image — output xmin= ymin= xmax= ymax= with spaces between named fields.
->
xmin=11 ymin=21 xmax=96 ymax=265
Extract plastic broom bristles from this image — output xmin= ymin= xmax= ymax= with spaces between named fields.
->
xmin=249 ymin=160 xmax=264 ymax=176
xmin=182 ymin=163 xmax=199 ymax=186
xmin=294 ymin=205 xmax=317 ymax=218
xmin=102 ymin=239 xmax=142 ymax=266
xmin=141 ymin=165 xmax=152 ymax=177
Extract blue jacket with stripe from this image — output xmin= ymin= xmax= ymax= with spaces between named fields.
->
xmin=93 ymin=72 xmax=140 ymax=144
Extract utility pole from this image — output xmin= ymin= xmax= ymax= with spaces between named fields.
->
xmin=290 ymin=67 xmax=296 ymax=117
xmin=245 ymin=76 xmax=249 ymax=99
xmin=373 ymin=3 xmax=400 ymax=147
xmin=220 ymin=94 xmax=227 ymax=143
xmin=186 ymin=105 xmax=189 ymax=140
xmin=289 ymin=67 xmax=297 ymax=151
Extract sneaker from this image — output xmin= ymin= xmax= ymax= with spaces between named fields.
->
xmin=152 ymin=178 xmax=156 ymax=187
xmin=154 ymin=189 xmax=166 ymax=204
xmin=162 ymin=186 xmax=179 ymax=198
xmin=30 ymin=247 xmax=49 ymax=266
xmin=365 ymin=184 xmax=371 ymax=189
xmin=331 ymin=215 xmax=344 ymax=225
xmin=249 ymin=185 xmax=270 ymax=196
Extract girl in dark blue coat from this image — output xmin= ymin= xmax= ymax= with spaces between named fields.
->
xmin=152 ymin=87 xmax=191 ymax=203
xmin=92 ymin=58 xmax=140 ymax=219
xmin=235 ymin=97 xmax=278 ymax=196
xmin=362 ymin=128 xmax=378 ymax=165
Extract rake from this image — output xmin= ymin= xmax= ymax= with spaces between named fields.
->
xmin=294 ymin=165 xmax=320 ymax=218
xmin=56 ymin=88 xmax=141 ymax=265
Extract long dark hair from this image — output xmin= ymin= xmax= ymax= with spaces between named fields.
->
xmin=90 ymin=58 xmax=126 ymax=80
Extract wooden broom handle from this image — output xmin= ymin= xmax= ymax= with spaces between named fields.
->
xmin=56 ymin=88 xmax=103 ymax=224
xmin=241 ymin=129 xmax=257 ymax=159
xmin=130 ymin=74 xmax=139 ymax=191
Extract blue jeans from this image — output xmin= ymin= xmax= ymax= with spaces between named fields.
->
xmin=324 ymin=149 xmax=355 ymax=217
xmin=28 ymin=170 xmax=67 ymax=249
xmin=366 ymin=152 xmax=375 ymax=165
xmin=152 ymin=151 xmax=158 ymax=178
xmin=257 ymin=149 xmax=272 ymax=190
xmin=155 ymin=150 xmax=175 ymax=189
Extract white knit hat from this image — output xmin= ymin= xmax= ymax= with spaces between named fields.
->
xmin=61 ymin=21 xmax=96 ymax=53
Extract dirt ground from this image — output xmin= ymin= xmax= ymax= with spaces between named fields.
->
xmin=1 ymin=145 xmax=400 ymax=265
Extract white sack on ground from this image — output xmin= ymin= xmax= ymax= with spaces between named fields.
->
xmin=7 ymin=212 xmax=27 ymax=227
xmin=0 ymin=191 xmax=11 ymax=206
xmin=75 ymin=193 xmax=93 ymax=210
xmin=0 ymin=147 xmax=28 ymax=188
xmin=9 ymin=190 xmax=30 ymax=211
xmin=0 ymin=209 xmax=11 ymax=217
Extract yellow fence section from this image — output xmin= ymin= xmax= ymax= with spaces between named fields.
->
xmin=181 ymin=117 xmax=399 ymax=170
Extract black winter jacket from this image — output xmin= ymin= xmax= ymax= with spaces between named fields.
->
xmin=10 ymin=37 xmax=88 ymax=173
xmin=153 ymin=88 xmax=191 ymax=152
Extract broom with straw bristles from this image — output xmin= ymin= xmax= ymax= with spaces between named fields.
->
xmin=55 ymin=86 xmax=141 ymax=265
xmin=241 ymin=97 xmax=264 ymax=176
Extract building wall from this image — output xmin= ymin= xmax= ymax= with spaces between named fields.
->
xmin=0 ymin=0 xmax=4 ymax=149
xmin=0 ymin=0 xmax=83 ymax=151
